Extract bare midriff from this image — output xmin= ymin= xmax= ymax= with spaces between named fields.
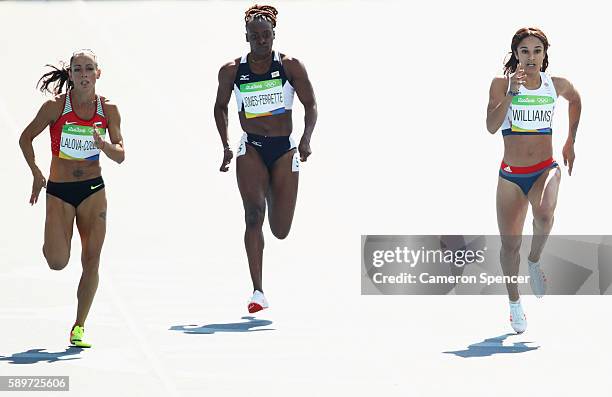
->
xmin=502 ymin=135 xmax=553 ymax=166
xmin=239 ymin=110 xmax=293 ymax=136
xmin=49 ymin=157 xmax=102 ymax=182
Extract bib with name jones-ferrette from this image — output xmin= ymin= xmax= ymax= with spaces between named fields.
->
xmin=233 ymin=51 xmax=295 ymax=119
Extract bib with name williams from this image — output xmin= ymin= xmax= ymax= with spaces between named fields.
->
xmin=502 ymin=72 xmax=557 ymax=136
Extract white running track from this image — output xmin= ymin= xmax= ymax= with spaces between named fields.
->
xmin=1 ymin=1 xmax=611 ymax=395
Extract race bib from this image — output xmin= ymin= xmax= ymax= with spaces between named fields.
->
xmin=59 ymin=124 xmax=106 ymax=160
xmin=240 ymin=79 xmax=285 ymax=119
xmin=510 ymin=95 xmax=554 ymax=133
xmin=291 ymin=151 xmax=299 ymax=173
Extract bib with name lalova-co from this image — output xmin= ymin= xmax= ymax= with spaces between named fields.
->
xmin=60 ymin=124 xmax=106 ymax=160
xmin=502 ymin=72 xmax=557 ymax=136
xmin=240 ymin=78 xmax=285 ymax=119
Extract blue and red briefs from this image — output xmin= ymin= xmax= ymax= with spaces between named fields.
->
xmin=499 ymin=157 xmax=558 ymax=195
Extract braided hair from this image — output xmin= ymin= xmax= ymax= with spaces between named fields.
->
xmin=503 ymin=27 xmax=550 ymax=76
xmin=37 ymin=49 xmax=98 ymax=95
xmin=244 ymin=4 xmax=278 ymax=28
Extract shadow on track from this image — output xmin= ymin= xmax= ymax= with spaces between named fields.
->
xmin=169 ymin=316 xmax=274 ymax=334
xmin=0 ymin=347 xmax=84 ymax=364
xmin=443 ymin=333 xmax=539 ymax=358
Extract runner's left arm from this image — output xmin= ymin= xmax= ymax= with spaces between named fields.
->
xmin=286 ymin=57 xmax=317 ymax=162
xmin=553 ymin=77 xmax=581 ymax=176
xmin=95 ymin=103 xmax=125 ymax=164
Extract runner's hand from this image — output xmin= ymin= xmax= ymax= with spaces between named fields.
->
xmin=509 ymin=63 xmax=527 ymax=92
xmin=93 ymin=123 xmax=105 ymax=152
xmin=298 ymin=137 xmax=312 ymax=162
xmin=563 ymin=140 xmax=575 ymax=176
xmin=220 ymin=147 xmax=233 ymax=172
xmin=30 ymin=168 xmax=46 ymax=205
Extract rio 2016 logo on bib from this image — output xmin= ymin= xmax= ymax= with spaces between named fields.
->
xmin=59 ymin=125 xmax=106 ymax=161
xmin=513 ymin=95 xmax=554 ymax=106
xmin=510 ymin=95 xmax=554 ymax=133
xmin=240 ymin=78 xmax=285 ymax=119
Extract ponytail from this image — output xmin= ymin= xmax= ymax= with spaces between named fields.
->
xmin=37 ymin=63 xmax=73 ymax=95
xmin=503 ymin=52 xmax=519 ymax=76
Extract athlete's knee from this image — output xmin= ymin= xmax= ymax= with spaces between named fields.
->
xmin=270 ymin=218 xmax=292 ymax=239
xmin=44 ymin=249 xmax=69 ymax=271
xmin=81 ymin=252 xmax=100 ymax=273
xmin=271 ymin=226 xmax=290 ymax=240
xmin=533 ymin=209 xmax=555 ymax=227
xmin=500 ymin=235 xmax=522 ymax=254
xmin=244 ymin=204 xmax=265 ymax=228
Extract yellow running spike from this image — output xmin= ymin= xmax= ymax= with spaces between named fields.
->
xmin=70 ymin=325 xmax=92 ymax=348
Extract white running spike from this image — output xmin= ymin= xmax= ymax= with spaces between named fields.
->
xmin=528 ymin=260 xmax=547 ymax=298
xmin=248 ymin=290 xmax=269 ymax=313
xmin=509 ymin=300 xmax=527 ymax=334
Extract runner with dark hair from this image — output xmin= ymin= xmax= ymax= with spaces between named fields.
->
xmin=19 ymin=49 xmax=125 ymax=347
xmin=486 ymin=28 xmax=581 ymax=333
xmin=214 ymin=4 xmax=317 ymax=313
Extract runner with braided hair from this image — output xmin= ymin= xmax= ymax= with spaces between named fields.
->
xmin=244 ymin=4 xmax=278 ymax=27
xmin=214 ymin=4 xmax=317 ymax=313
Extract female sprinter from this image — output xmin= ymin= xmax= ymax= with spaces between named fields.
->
xmin=213 ymin=5 xmax=317 ymax=313
xmin=486 ymin=28 xmax=581 ymax=333
xmin=18 ymin=50 xmax=125 ymax=347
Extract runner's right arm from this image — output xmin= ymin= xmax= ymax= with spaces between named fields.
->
xmin=486 ymin=77 xmax=514 ymax=134
xmin=18 ymin=100 xmax=58 ymax=204
xmin=486 ymin=66 xmax=526 ymax=133
xmin=214 ymin=61 xmax=237 ymax=172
